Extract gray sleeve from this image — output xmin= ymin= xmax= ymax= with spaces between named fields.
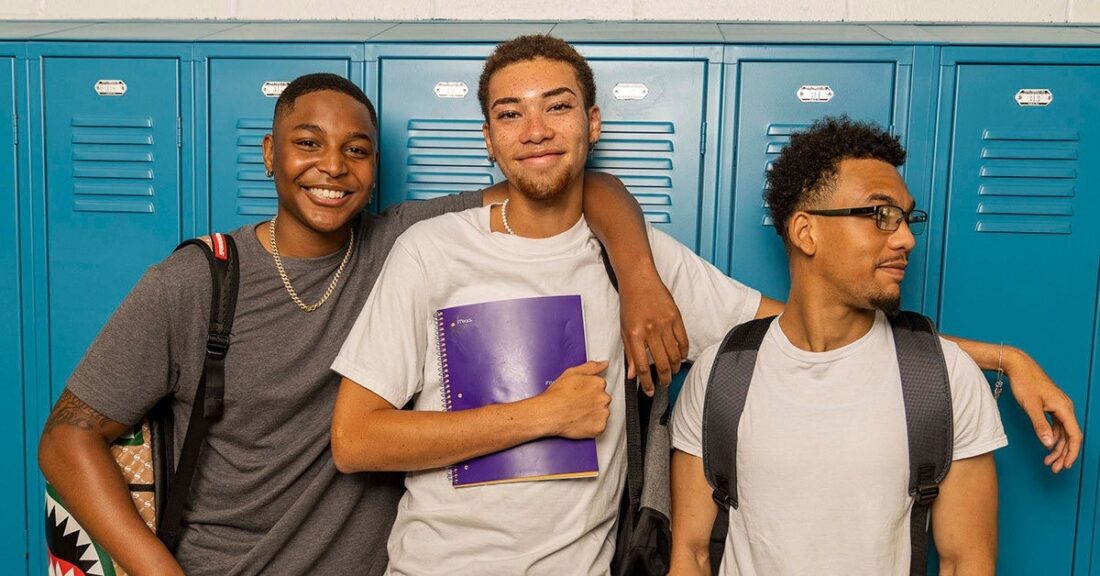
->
xmin=66 ymin=258 xmax=189 ymax=427
xmin=377 ymin=190 xmax=483 ymax=233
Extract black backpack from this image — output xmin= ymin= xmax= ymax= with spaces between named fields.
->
xmin=702 ymin=311 xmax=953 ymax=576
xmin=45 ymin=234 xmax=239 ymax=575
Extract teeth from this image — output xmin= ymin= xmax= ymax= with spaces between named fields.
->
xmin=306 ymin=187 xmax=348 ymax=200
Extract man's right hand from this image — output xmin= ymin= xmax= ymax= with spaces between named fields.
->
xmin=538 ymin=360 xmax=612 ymax=439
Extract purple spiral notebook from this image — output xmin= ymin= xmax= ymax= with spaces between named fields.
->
xmin=435 ymin=295 xmax=599 ymax=487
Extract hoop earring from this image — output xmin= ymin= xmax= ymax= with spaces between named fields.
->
xmin=266 ymin=169 xmax=274 ymax=178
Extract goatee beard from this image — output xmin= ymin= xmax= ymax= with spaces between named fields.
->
xmin=511 ymin=169 xmax=573 ymax=201
xmin=870 ymin=293 xmax=901 ymax=314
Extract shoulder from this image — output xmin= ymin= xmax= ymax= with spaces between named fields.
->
xmin=394 ymin=208 xmax=481 ymax=247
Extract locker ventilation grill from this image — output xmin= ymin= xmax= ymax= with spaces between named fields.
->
xmin=759 ymin=123 xmax=810 ymax=226
xmin=404 ymin=118 xmax=678 ymax=224
xmin=236 ymin=117 xmax=277 ymax=217
xmin=975 ymin=129 xmax=1078 ymax=235
xmin=70 ymin=115 xmax=156 ymax=214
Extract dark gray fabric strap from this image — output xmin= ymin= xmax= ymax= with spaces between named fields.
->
xmin=887 ymin=311 xmax=953 ymax=576
xmin=702 ymin=317 xmax=774 ymax=510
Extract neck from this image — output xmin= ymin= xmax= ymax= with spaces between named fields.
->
xmin=256 ymin=212 xmax=352 ymax=258
xmin=495 ymin=177 xmax=584 ymax=238
xmin=778 ymin=275 xmax=877 ymax=352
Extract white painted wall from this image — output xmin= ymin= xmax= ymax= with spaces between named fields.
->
xmin=2 ymin=0 xmax=1099 ymax=22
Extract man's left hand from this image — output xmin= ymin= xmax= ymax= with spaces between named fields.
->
xmin=1006 ymin=348 xmax=1082 ymax=473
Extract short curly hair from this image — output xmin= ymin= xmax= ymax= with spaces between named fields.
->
xmin=478 ymin=35 xmax=597 ymax=122
xmin=274 ymin=72 xmax=377 ymax=130
xmin=766 ymin=116 xmax=906 ymax=243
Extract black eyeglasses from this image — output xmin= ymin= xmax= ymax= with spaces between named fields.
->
xmin=805 ymin=204 xmax=928 ymax=236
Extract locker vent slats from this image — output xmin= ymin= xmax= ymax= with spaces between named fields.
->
xmin=70 ymin=115 xmax=156 ymax=214
xmin=236 ymin=117 xmax=277 ymax=217
xmin=403 ymin=118 xmax=677 ymax=224
xmin=976 ymin=129 xmax=1078 ymax=235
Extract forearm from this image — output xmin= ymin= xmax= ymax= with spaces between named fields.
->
xmin=669 ymin=545 xmax=711 ymax=576
xmin=942 ymin=334 xmax=1022 ymax=373
xmin=39 ymin=430 xmax=182 ymax=575
xmin=332 ymin=397 xmax=553 ymax=473
xmin=938 ymin=555 xmax=996 ymax=576
xmin=581 ymin=171 xmax=654 ymax=273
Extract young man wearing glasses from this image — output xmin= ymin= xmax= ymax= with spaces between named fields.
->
xmin=669 ymin=117 xmax=1005 ymax=575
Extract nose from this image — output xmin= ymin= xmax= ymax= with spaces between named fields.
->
xmin=890 ymin=219 xmax=917 ymax=253
xmin=316 ymin=144 xmax=348 ymax=177
xmin=521 ymin=112 xmax=553 ymax=144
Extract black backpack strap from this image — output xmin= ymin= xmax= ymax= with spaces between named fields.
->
xmin=888 ymin=311 xmax=953 ymax=576
xmin=158 ymin=233 xmax=239 ymax=551
xmin=701 ymin=316 xmax=774 ymax=511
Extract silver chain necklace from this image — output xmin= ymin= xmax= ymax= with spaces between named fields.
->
xmin=268 ymin=213 xmax=355 ymax=313
xmin=500 ymin=198 xmax=517 ymax=235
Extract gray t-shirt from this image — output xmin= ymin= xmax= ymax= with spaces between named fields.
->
xmin=66 ymin=191 xmax=482 ymax=576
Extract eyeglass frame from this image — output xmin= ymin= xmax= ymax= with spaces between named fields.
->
xmin=804 ymin=204 xmax=928 ymax=235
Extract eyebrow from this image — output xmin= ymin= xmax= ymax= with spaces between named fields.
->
xmin=489 ymin=86 xmax=578 ymax=110
xmin=290 ymin=124 xmax=373 ymax=143
xmin=866 ymin=192 xmax=916 ymax=211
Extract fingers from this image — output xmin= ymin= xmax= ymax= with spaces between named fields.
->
xmin=1052 ymin=401 xmax=1083 ymax=470
xmin=624 ymin=332 xmax=654 ymax=395
xmin=562 ymin=360 xmax=610 ymax=378
xmin=1023 ymin=401 xmax=1056 ymax=450
xmin=672 ymin=313 xmax=689 ymax=360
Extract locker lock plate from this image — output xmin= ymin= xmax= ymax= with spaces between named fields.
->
xmin=262 ymin=81 xmax=290 ymax=98
xmin=797 ymin=85 xmax=833 ymax=103
xmin=94 ymin=80 xmax=127 ymax=97
xmin=1016 ymin=89 xmax=1053 ymax=107
xmin=434 ymin=82 xmax=469 ymax=99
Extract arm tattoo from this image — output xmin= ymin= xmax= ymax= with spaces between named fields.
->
xmin=43 ymin=390 xmax=113 ymax=435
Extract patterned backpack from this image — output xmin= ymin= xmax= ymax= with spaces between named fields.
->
xmin=45 ymin=234 xmax=239 ymax=576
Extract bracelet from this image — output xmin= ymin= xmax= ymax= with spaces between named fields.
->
xmin=993 ymin=342 xmax=1005 ymax=399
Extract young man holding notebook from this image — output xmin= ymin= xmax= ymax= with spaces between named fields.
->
xmin=331 ymin=36 xmax=1078 ymax=575
xmin=37 ymin=72 xmax=678 ymax=576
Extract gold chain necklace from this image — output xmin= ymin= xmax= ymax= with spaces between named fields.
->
xmin=268 ymin=214 xmax=355 ymax=313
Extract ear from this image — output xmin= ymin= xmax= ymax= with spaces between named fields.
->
xmin=788 ymin=211 xmax=817 ymax=257
xmin=262 ymin=133 xmax=275 ymax=175
xmin=587 ymin=106 xmax=602 ymax=144
xmin=482 ymin=122 xmax=495 ymax=161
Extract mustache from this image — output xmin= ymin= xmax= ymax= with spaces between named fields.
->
xmin=876 ymin=257 xmax=908 ymax=268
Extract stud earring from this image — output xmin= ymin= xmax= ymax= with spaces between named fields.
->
xmin=266 ymin=169 xmax=274 ymax=178
xmin=488 ymin=155 xmax=496 ymax=164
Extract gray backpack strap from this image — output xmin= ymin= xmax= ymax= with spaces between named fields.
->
xmin=702 ymin=316 xmax=775 ymax=511
xmin=887 ymin=311 xmax=953 ymax=576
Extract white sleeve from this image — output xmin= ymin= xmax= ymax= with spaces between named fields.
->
xmin=941 ymin=338 xmax=1009 ymax=461
xmin=670 ymin=343 xmax=721 ymax=458
xmin=332 ymin=238 xmax=430 ymax=409
xmin=649 ymin=227 xmax=762 ymax=361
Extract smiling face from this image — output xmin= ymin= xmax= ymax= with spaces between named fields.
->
xmin=262 ymin=89 xmax=377 ymax=248
xmin=482 ymin=57 xmax=601 ymax=204
xmin=809 ymin=158 xmax=917 ymax=313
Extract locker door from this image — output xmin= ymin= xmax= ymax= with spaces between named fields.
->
xmin=730 ymin=60 xmax=906 ymax=301
xmin=43 ymin=57 xmax=182 ymax=397
xmin=207 ymin=57 xmax=354 ymax=232
xmin=379 ymin=55 xmax=708 ymax=250
xmin=939 ymin=64 xmax=1100 ymax=576
xmin=0 ymin=53 xmax=27 ymax=574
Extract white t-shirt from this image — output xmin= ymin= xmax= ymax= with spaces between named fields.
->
xmin=333 ymin=205 xmax=761 ymax=576
xmin=671 ymin=312 xmax=1008 ymax=576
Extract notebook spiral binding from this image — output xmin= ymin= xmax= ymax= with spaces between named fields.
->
xmin=435 ymin=310 xmax=458 ymax=485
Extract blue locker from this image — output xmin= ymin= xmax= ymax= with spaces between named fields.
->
xmin=375 ymin=43 xmax=717 ymax=252
xmin=935 ymin=58 xmax=1100 ymax=576
xmin=0 ymin=45 xmax=27 ymax=575
xmin=722 ymin=46 xmax=918 ymax=303
xmin=196 ymin=44 xmax=364 ymax=233
xmin=40 ymin=55 xmax=184 ymax=398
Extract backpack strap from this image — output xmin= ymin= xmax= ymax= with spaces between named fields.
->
xmin=887 ymin=311 xmax=953 ymax=576
xmin=701 ymin=316 xmax=775 ymax=511
xmin=158 ymin=233 xmax=240 ymax=551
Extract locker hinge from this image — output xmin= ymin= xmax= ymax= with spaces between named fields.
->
xmin=176 ymin=117 xmax=182 ymax=148
xmin=11 ymin=112 xmax=17 ymax=146
xmin=700 ymin=121 xmax=707 ymax=156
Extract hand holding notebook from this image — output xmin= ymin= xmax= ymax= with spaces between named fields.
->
xmin=435 ymin=295 xmax=605 ymax=487
xmin=533 ymin=360 xmax=611 ymax=440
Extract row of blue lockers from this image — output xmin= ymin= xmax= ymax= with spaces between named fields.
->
xmin=1 ymin=21 xmax=1098 ymax=575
